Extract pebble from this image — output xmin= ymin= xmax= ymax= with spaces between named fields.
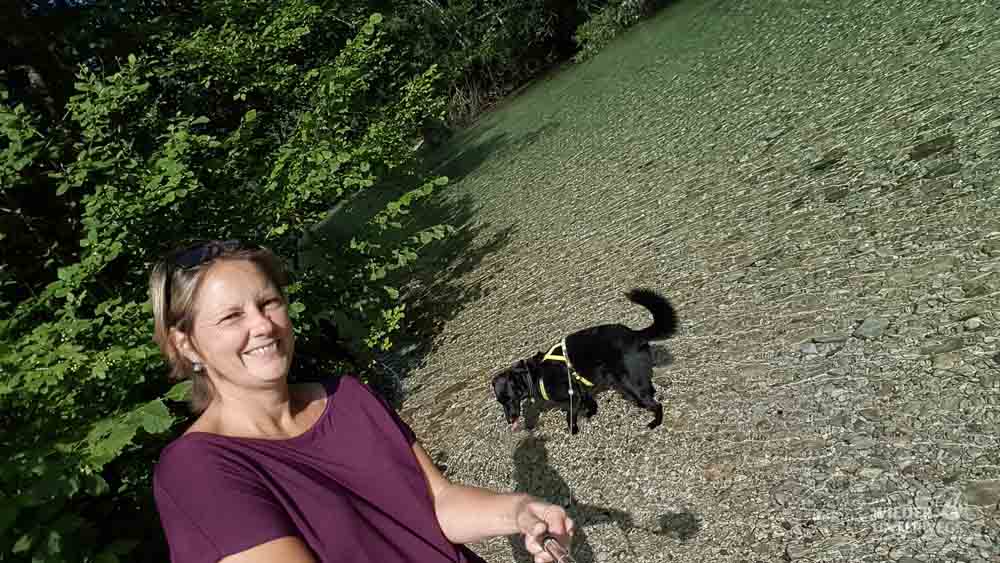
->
xmin=855 ymin=318 xmax=888 ymax=339
xmin=963 ymin=317 xmax=983 ymax=331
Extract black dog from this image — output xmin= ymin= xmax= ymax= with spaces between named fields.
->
xmin=491 ymin=288 xmax=677 ymax=434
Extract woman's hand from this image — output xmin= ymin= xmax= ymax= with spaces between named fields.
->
xmin=514 ymin=497 xmax=575 ymax=563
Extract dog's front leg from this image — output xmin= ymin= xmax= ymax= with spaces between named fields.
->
xmin=566 ymin=399 xmax=581 ymax=435
xmin=583 ymin=393 xmax=598 ymax=419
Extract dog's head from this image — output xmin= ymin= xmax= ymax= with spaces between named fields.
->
xmin=490 ymin=359 xmax=535 ymax=429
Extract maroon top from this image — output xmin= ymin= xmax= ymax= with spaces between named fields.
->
xmin=154 ymin=375 xmax=487 ymax=563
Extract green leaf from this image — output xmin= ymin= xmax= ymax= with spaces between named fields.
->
xmin=369 ymin=13 xmax=384 ymax=25
xmin=192 ymin=116 xmax=210 ymax=125
xmin=127 ymin=54 xmax=137 ymax=65
xmin=12 ymin=533 xmax=33 ymax=554
xmin=84 ymin=474 xmax=110 ymax=496
xmin=164 ymin=380 xmax=192 ymax=402
xmin=383 ymin=286 xmax=399 ymax=299
xmin=433 ymin=176 xmax=449 ymax=186
xmin=288 ymin=302 xmax=306 ymax=316
xmin=244 ymin=109 xmax=257 ymax=123
xmin=45 ymin=528 xmax=64 ymax=555
xmin=136 ymin=400 xmax=173 ymax=434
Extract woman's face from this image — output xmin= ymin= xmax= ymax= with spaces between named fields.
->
xmin=178 ymin=259 xmax=294 ymax=389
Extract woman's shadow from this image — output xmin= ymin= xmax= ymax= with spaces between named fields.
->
xmin=509 ymin=436 xmax=637 ymax=563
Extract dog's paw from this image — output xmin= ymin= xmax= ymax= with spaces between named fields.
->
xmin=647 ymin=420 xmax=662 ymax=430
xmin=571 ymin=425 xmax=580 ymax=435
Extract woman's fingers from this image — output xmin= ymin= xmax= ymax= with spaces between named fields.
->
xmin=523 ymin=529 xmax=554 ymax=563
xmin=542 ymin=505 xmax=572 ymax=536
xmin=519 ymin=499 xmax=576 ymax=563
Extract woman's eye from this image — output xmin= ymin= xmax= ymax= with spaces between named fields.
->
xmin=222 ymin=312 xmax=241 ymax=322
xmin=264 ymin=298 xmax=282 ymax=308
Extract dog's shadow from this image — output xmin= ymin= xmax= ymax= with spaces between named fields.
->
xmin=510 ymin=436 xmax=636 ymax=563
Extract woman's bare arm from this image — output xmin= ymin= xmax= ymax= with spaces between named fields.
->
xmin=219 ymin=536 xmax=317 ymax=563
xmin=411 ymin=442 xmax=572 ymax=553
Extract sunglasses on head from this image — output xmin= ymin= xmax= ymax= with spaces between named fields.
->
xmin=168 ymin=240 xmax=256 ymax=269
xmin=163 ymin=240 xmax=259 ymax=320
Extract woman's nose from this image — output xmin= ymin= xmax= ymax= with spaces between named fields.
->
xmin=246 ymin=305 xmax=276 ymax=335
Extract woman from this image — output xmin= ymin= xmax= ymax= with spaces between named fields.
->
xmin=150 ymin=240 xmax=573 ymax=563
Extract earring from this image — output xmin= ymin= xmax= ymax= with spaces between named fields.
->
xmin=192 ymin=362 xmax=204 ymax=373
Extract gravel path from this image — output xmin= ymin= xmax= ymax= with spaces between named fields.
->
xmin=388 ymin=1 xmax=1000 ymax=561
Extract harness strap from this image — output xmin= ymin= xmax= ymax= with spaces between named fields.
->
xmin=542 ymin=342 xmax=595 ymax=387
xmin=538 ymin=380 xmax=551 ymax=401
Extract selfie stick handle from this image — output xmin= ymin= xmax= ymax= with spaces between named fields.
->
xmin=542 ymin=536 xmax=576 ymax=563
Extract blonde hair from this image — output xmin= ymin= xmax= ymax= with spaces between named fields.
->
xmin=149 ymin=243 xmax=289 ymax=412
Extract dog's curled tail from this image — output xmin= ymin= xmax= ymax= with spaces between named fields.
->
xmin=627 ymin=288 xmax=677 ymax=342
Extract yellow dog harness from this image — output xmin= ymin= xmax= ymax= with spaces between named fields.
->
xmin=536 ymin=339 xmax=595 ymax=401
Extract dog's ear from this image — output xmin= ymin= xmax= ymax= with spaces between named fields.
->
xmin=490 ymin=372 xmax=508 ymax=397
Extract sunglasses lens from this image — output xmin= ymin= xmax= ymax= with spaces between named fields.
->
xmin=173 ymin=240 xmax=246 ymax=268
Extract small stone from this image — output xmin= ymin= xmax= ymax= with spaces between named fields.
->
xmin=933 ymin=352 xmax=960 ymax=370
xmin=952 ymin=306 xmax=981 ymax=321
xmin=854 ymin=318 xmax=888 ymax=339
xmin=909 ymin=134 xmax=956 ymax=160
xmin=848 ymin=436 xmax=876 ymax=450
xmin=971 ymin=536 xmax=992 ymax=549
xmin=860 ymin=467 xmax=884 ymax=479
xmin=981 ymin=239 xmax=1000 ymax=257
xmin=925 ymin=159 xmax=962 ymax=178
xmin=962 ymin=280 xmax=990 ymax=298
xmin=913 ymin=255 xmax=960 ymax=278
xmin=887 ymin=271 xmax=912 ymax=285
xmin=964 ymin=317 xmax=983 ymax=331
xmin=785 ymin=543 xmax=808 ymax=560
xmin=962 ymin=480 xmax=1000 ymax=507
xmin=813 ymin=334 xmax=848 ymax=344
xmin=764 ymin=128 xmax=785 ymax=141
xmin=942 ymin=286 xmax=965 ymax=301
xmin=800 ymin=341 xmax=819 ymax=355
xmin=920 ymin=337 xmax=964 ymax=355
xmin=823 ymin=186 xmax=849 ymax=202
xmin=810 ymin=147 xmax=848 ymax=171
xmin=920 ymin=178 xmax=953 ymax=196
xmin=724 ymin=270 xmax=746 ymax=282
xmin=858 ymin=408 xmax=879 ymax=421
xmin=820 ymin=342 xmax=845 ymax=356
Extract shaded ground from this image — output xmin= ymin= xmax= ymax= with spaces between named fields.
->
xmin=390 ymin=1 xmax=1000 ymax=561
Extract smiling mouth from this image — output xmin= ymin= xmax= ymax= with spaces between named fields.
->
xmin=244 ymin=342 xmax=279 ymax=356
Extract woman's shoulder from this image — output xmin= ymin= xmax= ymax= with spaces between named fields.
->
xmin=313 ymin=373 xmax=368 ymax=401
xmin=155 ymin=432 xmax=232 ymax=494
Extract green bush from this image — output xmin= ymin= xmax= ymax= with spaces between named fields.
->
xmin=573 ymin=0 xmax=660 ymax=63
xmin=0 ymin=2 xmax=450 ymax=560
xmin=573 ymin=8 xmax=625 ymax=62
